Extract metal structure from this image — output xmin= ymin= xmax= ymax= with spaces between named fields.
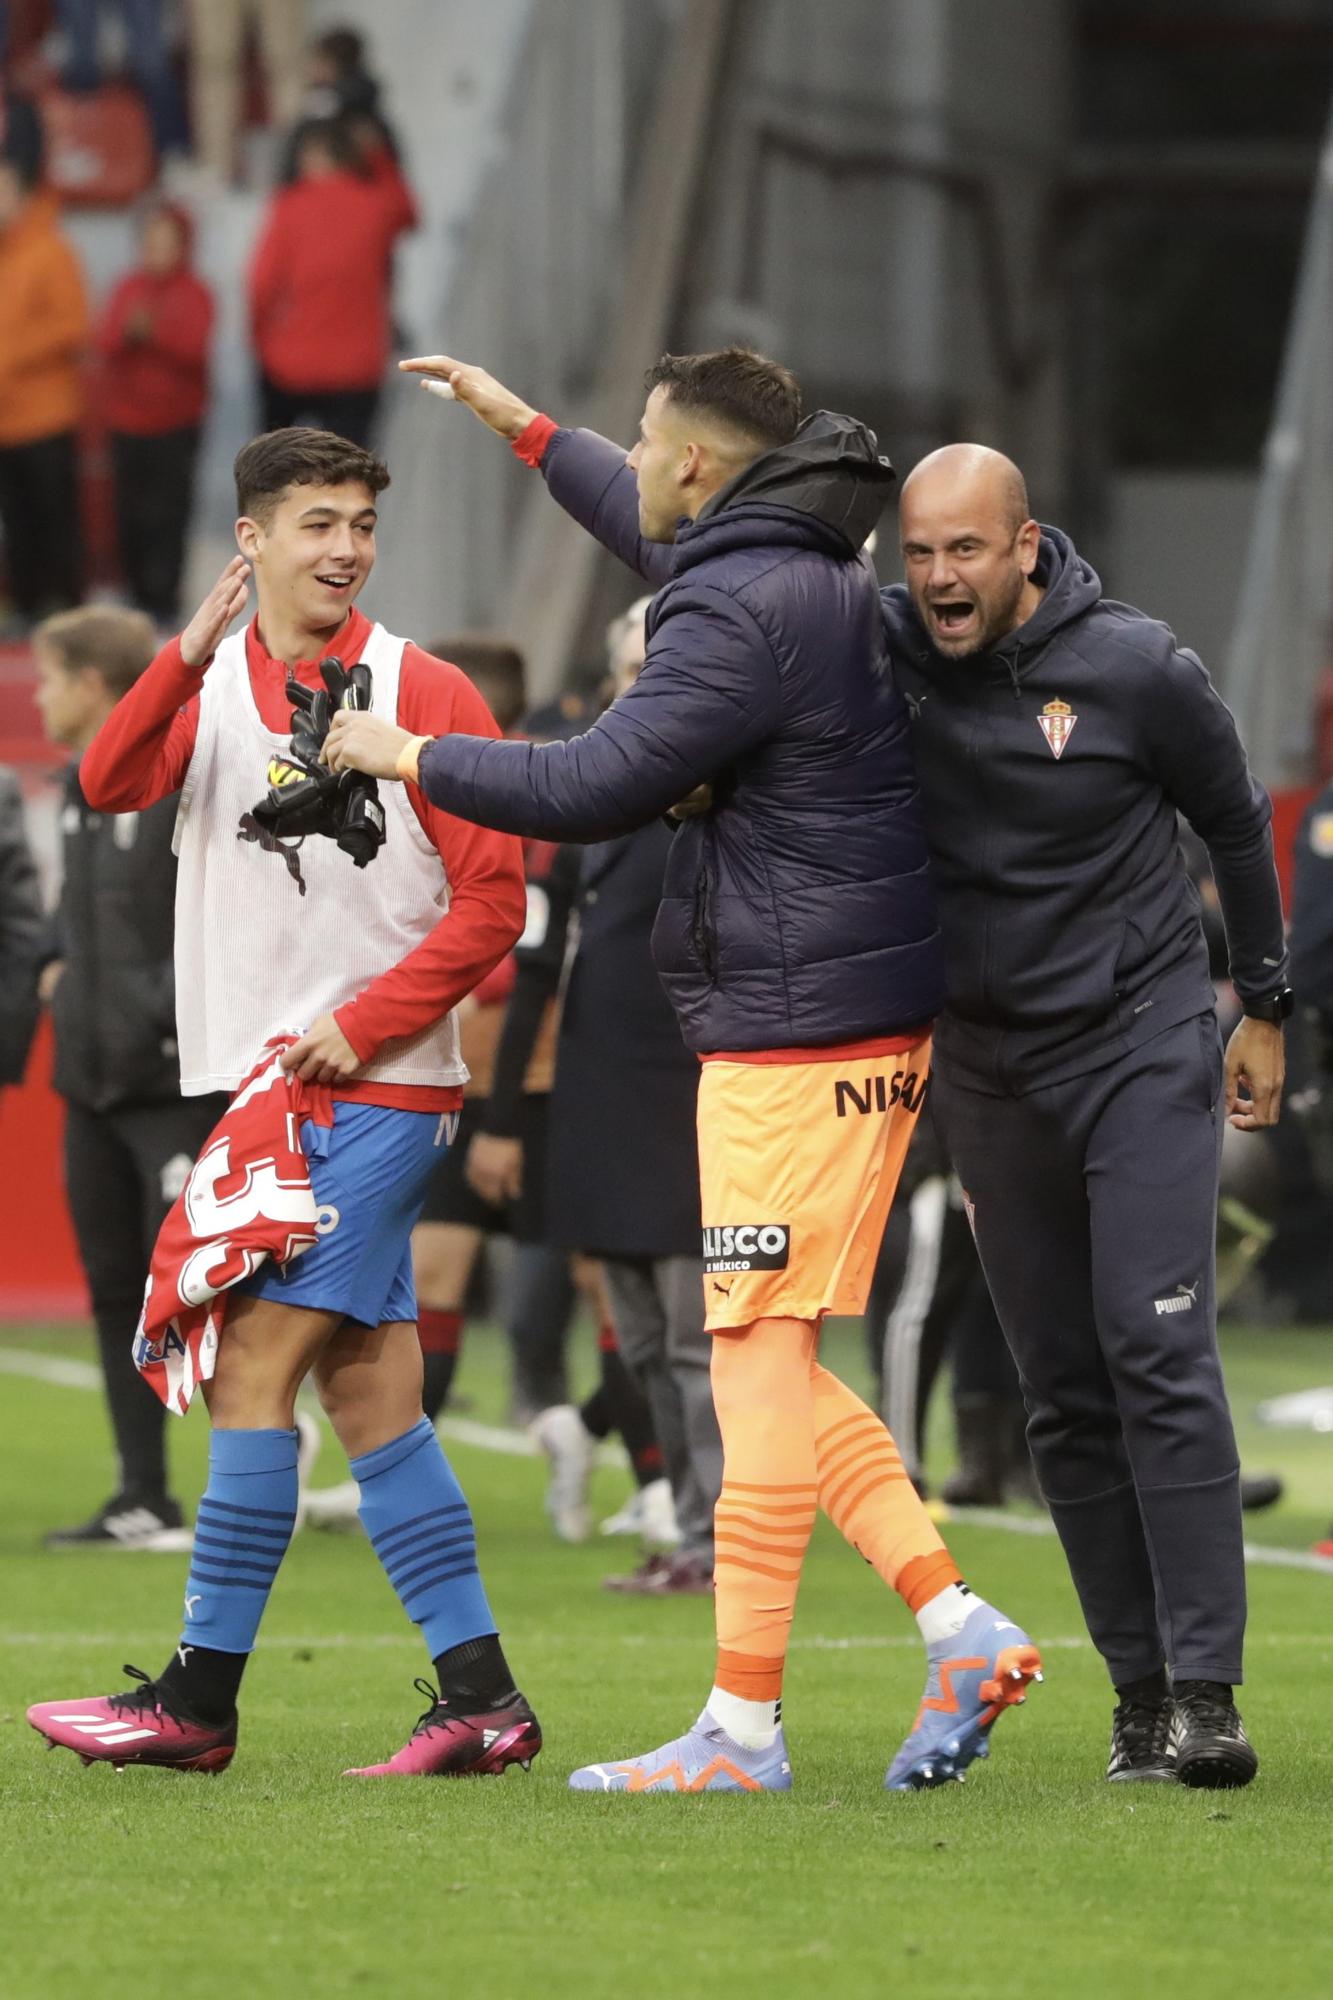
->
xmin=1225 ymin=101 xmax=1333 ymax=785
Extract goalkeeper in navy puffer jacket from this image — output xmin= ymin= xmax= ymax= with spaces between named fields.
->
xmin=326 ymin=347 xmax=1042 ymax=1801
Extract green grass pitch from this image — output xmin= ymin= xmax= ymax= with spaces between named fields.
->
xmin=1 ymin=1318 xmax=1330 ymax=2000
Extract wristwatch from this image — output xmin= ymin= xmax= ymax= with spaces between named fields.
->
xmin=1241 ymin=985 xmax=1295 ymax=1025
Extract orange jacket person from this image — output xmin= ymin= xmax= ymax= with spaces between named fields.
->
xmin=0 ymin=156 xmax=88 ymax=624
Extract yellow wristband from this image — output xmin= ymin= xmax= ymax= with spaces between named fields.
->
xmin=395 ymin=735 xmax=430 ymax=784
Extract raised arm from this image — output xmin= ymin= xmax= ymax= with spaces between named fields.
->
xmin=81 ymin=557 xmax=251 ymax=811
xmin=398 ymin=353 xmax=671 ymax=586
xmin=324 ymin=586 xmax=782 ymax=842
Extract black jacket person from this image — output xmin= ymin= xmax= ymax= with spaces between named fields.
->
xmin=0 ymin=766 xmax=42 ymax=1087
xmin=877 ymin=445 xmax=1287 ymax=1786
xmin=33 ymin=609 xmax=226 ymax=1548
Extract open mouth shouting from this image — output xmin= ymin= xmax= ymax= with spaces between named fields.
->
xmin=926 ymin=597 xmax=979 ymax=647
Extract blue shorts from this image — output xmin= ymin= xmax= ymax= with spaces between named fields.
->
xmin=238 ymin=1100 xmax=456 ymax=1329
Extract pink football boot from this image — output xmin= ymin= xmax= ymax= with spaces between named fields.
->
xmin=28 ymin=1666 xmax=236 ymax=1773
xmin=344 ymin=1678 xmax=541 ymax=1777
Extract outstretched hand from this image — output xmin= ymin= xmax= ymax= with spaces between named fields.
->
xmin=181 ymin=555 xmax=251 ymax=669
xmin=399 ymin=354 xmax=538 ymax=442
xmin=323 ymin=709 xmax=414 ymax=780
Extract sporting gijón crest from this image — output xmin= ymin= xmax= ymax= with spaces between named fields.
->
xmin=1037 ymin=698 xmax=1077 ymax=759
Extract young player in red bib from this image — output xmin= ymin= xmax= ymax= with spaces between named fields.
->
xmin=27 ymin=428 xmax=540 ymax=1779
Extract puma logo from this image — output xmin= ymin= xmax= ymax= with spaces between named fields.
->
xmin=711 ymin=1280 xmax=734 ymax=1297
xmin=1154 ymin=1281 xmax=1200 ymax=1317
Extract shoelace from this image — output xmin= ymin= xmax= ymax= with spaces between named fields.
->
xmin=1177 ymin=1687 xmax=1243 ymax=1738
xmin=106 ymin=1664 xmax=189 ymax=1724
xmin=1114 ymin=1698 xmax=1175 ymax=1762
xmin=406 ymin=1677 xmax=520 ymax=1738
xmin=408 ymin=1677 xmax=453 ymax=1739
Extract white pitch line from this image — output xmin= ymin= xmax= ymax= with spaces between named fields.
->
xmin=3 ymin=1344 xmax=1331 ymax=1576
xmin=0 ymin=1348 xmax=101 ymax=1391
xmin=948 ymin=1502 xmax=1333 ymax=1576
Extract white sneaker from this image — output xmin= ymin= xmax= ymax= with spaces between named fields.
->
xmin=600 ymin=1477 xmax=681 ymax=1548
xmin=300 ymin=1478 xmax=363 ymax=1530
xmin=599 ymin=1488 xmax=646 ymax=1537
xmin=637 ymin=1476 xmax=681 ymax=1548
xmin=529 ymin=1404 xmax=596 ymax=1542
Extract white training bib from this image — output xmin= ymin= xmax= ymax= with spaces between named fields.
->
xmin=172 ymin=623 xmax=465 ymax=1096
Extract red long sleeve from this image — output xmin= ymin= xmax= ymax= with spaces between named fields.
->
xmin=149 ymin=278 xmax=213 ymax=371
xmin=96 ymin=270 xmax=213 ymax=432
xmin=80 ymin=635 xmax=203 ymax=810
xmin=333 ymin=645 xmax=527 ymax=1064
xmin=512 ymin=412 xmax=558 ymax=468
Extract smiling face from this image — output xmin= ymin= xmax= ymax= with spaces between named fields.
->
xmin=899 ymin=448 xmax=1042 ymax=659
xmin=237 ymin=481 xmax=378 ymax=644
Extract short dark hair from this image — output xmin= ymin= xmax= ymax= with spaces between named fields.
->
xmin=645 ymin=347 xmax=802 ymax=451
xmin=431 ymin=634 xmax=528 ymax=734
xmin=234 ymin=427 xmax=390 ymax=525
xmin=315 ymin=27 xmax=366 ymax=73
xmin=36 ymin=607 xmax=156 ymax=699
xmin=295 ymin=115 xmax=358 ymax=173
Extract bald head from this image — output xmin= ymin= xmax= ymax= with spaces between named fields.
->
xmin=899 ymin=442 xmax=1042 ymax=659
xmin=901 ymin=443 xmax=1030 ymax=537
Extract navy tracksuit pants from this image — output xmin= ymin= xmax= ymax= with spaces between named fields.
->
xmin=932 ymin=1012 xmax=1246 ymax=1686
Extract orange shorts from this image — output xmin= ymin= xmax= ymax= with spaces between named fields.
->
xmin=697 ymin=1033 xmax=932 ymax=1331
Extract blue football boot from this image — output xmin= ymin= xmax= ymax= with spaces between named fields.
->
xmin=885 ymin=1603 xmax=1042 ymax=1791
xmin=570 ymin=1710 xmax=793 ymax=1793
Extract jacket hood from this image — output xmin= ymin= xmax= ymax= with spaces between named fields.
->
xmin=883 ymin=525 xmax=1102 ymax=673
xmin=696 ymin=409 xmax=897 ymax=556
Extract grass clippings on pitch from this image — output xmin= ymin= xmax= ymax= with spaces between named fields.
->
xmin=1 ymin=1320 xmax=1329 ymax=2000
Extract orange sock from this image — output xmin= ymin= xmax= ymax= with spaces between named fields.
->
xmin=811 ymin=1363 xmax=960 ymax=1606
xmin=710 ymin=1319 xmax=819 ymax=1704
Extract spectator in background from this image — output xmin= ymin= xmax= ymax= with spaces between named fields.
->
xmin=283 ymin=25 xmax=406 ymax=184
xmin=96 ymin=199 xmax=213 ymax=624
xmin=442 ymin=636 xmax=528 ymax=741
xmin=546 ymin=599 xmax=722 ymax=1594
xmin=184 ymin=0 xmax=305 ymax=187
xmin=248 ymin=119 xmax=414 ymax=446
xmin=57 ymin=0 xmax=190 ymax=161
xmin=32 ymin=608 xmax=226 ymax=1548
xmin=0 ymin=154 xmax=87 ymax=628
xmin=0 ymin=765 xmax=43 ymax=1093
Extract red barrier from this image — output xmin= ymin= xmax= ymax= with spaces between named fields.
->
xmin=1269 ymin=785 xmax=1317 ymax=913
xmin=0 ymin=1016 xmax=88 ymax=1322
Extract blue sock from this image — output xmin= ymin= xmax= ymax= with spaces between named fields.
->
xmin=180 ymin=1428 xmax=299 ymax=1655
xmin=353 ymin=1418 xmax=496 ymax=1657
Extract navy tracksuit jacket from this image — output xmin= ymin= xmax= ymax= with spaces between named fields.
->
xmin=415 ymin=415 xmax=944 ymax=1054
